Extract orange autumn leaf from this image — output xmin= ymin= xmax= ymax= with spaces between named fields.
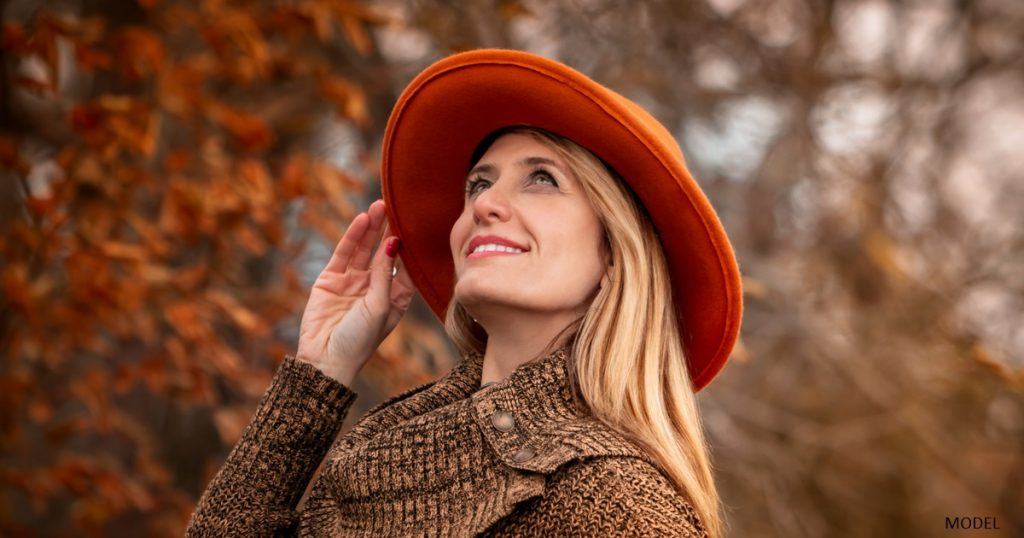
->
xmin=330 ymin=1 xmax=397 ymax=28
xmin=317 ymin=76 xmax=370 ymax=128
xmin=309 ymin=4 xmax=335 ymax=42
xmin=69 ymin=103 xmax=103 ymax=131
xmin=2 ymin=22 xmax=31 ymax=53
xmin=164 ymin=301 xmax=210 ymax=342
xmin=164 ymin=149 xmax=192 ymax=173
xmin=125 ymin=213 xmax=172 ymax=256
xmin=112 ymin=27 xmax=165 ymax=81
xmin=28 ymin=398 xmax=54 ymax=423
xmin=235 ymin=222 xmax=268 ymax=256
xmin=277 ymin=153 xmax=310 ymax=199
xmin=497 ymin=0 xmax=535 ymax=19
xmin=206 ymin=174 xmax=245 ymax=217
xmin=1 ymin=262 xmax=31 ymax=314
xmin=95 ymin=94 xmax=142 ymax=112
xmin=50 ymin=458 xmax=95 ymax=495
xmin=98 ymin=241 xmax=147 ymax=262
xmin=202 ymin=340 xmax=246 ymax=379
xmin=169 ymin=263 xmax=208 ymax=292
xmin=339 ymin=15 xmax=372 ymax=56
xmin=0 ymin=134 xmax=29 ymax=174
xmin=38 ymin=11 xmax=106 ymax=42
xmin=157 ymin=57 xmax=213 ymax=117
xmin=73 ymin=41 xmax=113 ymax=71
xmin=208 ymin=102 xmax=275 ymax=152
xmin=236 ymin=158 xmax=274 ymax=223
xmin=206 ymin=288 xmax=268 ymax=336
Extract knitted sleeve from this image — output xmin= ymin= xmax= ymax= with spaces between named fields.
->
xmin=485 ymin=456 xmax=709 ymax=537
xmin=185 ymin=354 xmax=358 ymax=537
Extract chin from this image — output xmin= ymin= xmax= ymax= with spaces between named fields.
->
xmin=455 ymin=284 xmax=529 ymax=309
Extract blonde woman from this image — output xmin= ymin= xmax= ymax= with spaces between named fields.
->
xmin=187 ymin=49 xmax=743 ymax=537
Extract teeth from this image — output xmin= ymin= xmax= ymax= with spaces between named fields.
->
xmin=472 ymin=243 xmax=525 ymax=254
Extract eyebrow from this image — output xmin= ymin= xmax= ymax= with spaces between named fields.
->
xmin=466 ymin=156 xmax=563 ymax=181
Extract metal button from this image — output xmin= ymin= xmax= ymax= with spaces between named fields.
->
xmin=512 ymin=447 xmax=535 ymax=463
xmin=490 ymin=411 xmax=515 ymax=432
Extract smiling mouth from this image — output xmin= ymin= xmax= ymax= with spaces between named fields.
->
xmin=466 ymin=250 xmax=527 ymax=260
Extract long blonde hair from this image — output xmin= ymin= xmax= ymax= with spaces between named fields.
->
xmin=444 ymin=125 xmax=723 ymax=537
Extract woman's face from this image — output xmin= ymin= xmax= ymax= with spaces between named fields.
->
xmin=449 ymin=133 xmax=608 ymax=322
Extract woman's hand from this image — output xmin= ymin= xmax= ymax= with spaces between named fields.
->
xmin=295 ymin=199 xmax=415 ymax=386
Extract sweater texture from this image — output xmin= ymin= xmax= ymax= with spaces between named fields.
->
xmin=186 ymin=345 xmax=708 ymax=537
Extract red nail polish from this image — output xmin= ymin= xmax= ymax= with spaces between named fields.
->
xmin=386 ymin=237 xmax=401 ymax=257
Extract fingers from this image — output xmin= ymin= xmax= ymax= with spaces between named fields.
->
xmin=368 ymin=233 xmax=400 ymax=305
xmin=351 ymin=200 xmax=386 ymax=270
xmin=392 ymin=251 xmax=414 ymax=291
xmin=323 ymin=211 xmax=370 ymax=274
xmin=322 ymin=199 xmax=387 ymax=275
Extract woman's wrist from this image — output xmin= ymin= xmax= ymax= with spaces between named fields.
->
xmin=296 ymin=355 xmax=357 ymax=388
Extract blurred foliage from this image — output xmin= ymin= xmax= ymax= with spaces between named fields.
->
xmin=0 ymin=0 xmax=449 ymax=534
xmin=2 ymin=0 xmax=1022 ymax=536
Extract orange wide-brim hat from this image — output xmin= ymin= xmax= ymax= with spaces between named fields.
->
xmin=380 ymin=49 xmax=743 ymax=391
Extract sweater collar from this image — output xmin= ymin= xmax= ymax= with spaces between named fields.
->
xmin=321 ymin=344 xmax=659 ymax=536
xmin=451 ymin=344 xmax=656 ymax=474
xmin=339 ymin=343 xmax=655 ymax=475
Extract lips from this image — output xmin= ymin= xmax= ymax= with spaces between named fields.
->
xmin=466 ymin=234 xmax=530 ymax=257
xmin=467 ymin=248 xmax=526 ymax=261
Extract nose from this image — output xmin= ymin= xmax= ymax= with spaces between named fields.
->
xmin=471 ymin=179 xmax=513 ymax=224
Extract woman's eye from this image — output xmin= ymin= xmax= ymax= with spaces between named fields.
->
xmin=466 ymin=170 xmax=558 ymax=197
xmin=466 ymin=178 xmax=489 ymax=195
xmin=533 ymin=171 xmax=558 ymax=186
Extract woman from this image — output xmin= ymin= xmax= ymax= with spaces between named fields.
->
xmin=186 ymin=49 xmax=743 ymax=537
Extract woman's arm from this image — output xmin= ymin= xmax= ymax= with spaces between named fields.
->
xmin=186 ymin=199 xmax=410 ymax=535
xmin=184 ymin=354 xmax=357 ymax=537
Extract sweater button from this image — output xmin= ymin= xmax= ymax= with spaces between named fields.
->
xmin=512 ymin=447 xmax=535 ymax=463
xmin=490 ymin=411 xmax=515 ymax=432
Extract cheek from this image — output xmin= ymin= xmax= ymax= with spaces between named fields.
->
xmin=450 ymin=214 xmax=471 ymax=258
xmin=535 ymin=215 xmax=605 ymax=277
xmin=570 ymin=215 xmax=607 ymax=280
xmin=546 ymin=208 xmax=602 ymax=256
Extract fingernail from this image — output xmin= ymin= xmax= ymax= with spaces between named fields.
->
xmin=386 ymin=237 xmax=401 ymax=257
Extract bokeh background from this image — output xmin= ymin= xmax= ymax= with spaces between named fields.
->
xmin=2 ymin=0 xmax=1022 ymax=535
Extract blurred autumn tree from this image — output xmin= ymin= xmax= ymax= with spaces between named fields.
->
xmin=0 ymin=0 xmax=455 ymax=534
xmin=3 ymin=0 xmax=1023 ymax=536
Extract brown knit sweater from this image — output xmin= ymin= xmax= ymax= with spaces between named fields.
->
xmin=186 ymin=346 xmax=708 ymax=537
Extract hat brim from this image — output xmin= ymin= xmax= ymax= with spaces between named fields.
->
xmin=381 ymin=49 xmax=742 ymax=391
